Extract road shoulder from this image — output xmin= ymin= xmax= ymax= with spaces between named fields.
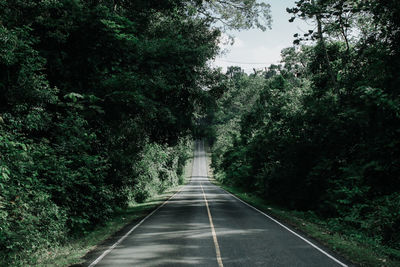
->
xmin=34 ymin=152 xmax=194 ymax=267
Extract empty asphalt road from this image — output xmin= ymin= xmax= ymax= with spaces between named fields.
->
xmin=90 ymin=140 xmax=348 ymax=267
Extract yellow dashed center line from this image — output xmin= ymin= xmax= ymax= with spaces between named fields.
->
xmin=201 ymin=182 xmax=224 ymax=267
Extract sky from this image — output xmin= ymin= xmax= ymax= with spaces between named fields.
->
xmin=211 ymin=0 xmax=311 ymax=73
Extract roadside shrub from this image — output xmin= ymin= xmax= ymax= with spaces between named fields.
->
xmin=132 ymin=138 xmax=192 ymax=203
xmin=0 ymin=132 xmax=67 ymax=265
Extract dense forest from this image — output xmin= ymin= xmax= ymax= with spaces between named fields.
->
xmin=209 ymin=0 xmax=400 ymax=263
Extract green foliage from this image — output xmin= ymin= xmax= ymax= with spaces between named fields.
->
xmin=133 ymin=138 xmax=191 ymax=203
xmin=195 ymin=0 xmax=272 ymax=31
xmin=210 ymin=1 xmax=400 ymax=261
xmin=0 ymin=131 xmax=67 ymax=264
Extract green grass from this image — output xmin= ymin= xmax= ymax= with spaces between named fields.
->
xmin=34 ymin=154 xmax=194 ymax=267
xmin=204 ymin=145 xmax=400 ymax=267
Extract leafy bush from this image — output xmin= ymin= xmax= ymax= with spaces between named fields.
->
xmin=0 ymin=132 xmax=67 ymax=264
xmin=133 ymin=138 xmax=192 ymax=203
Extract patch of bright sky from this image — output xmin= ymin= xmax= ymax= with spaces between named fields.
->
xmin=211 ymin=0 xmax=312 ymax=73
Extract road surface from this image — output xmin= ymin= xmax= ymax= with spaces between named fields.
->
xmin=90 ymin=140 xmax=348 ymax=267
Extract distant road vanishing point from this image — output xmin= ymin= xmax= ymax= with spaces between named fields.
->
xmin=88 ymin=140 xmax=348 ymax=267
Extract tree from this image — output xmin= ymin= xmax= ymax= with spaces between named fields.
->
xmin=190 ymin=0 xmax=272 ymax=31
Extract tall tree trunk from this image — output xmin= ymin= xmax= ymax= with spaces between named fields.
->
xmin=313 ymin=0 xmax=337 ymax=90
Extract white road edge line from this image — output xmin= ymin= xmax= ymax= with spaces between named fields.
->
xmin=219 ymin=187 xmax=348 ymax=267
xmin=88 ymin=186 xmax=184 ymax=267
xmin=201 ymin=183 xmax=224 ymax=267
xmin=202 ymin=140 xmax=347 ymax=267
